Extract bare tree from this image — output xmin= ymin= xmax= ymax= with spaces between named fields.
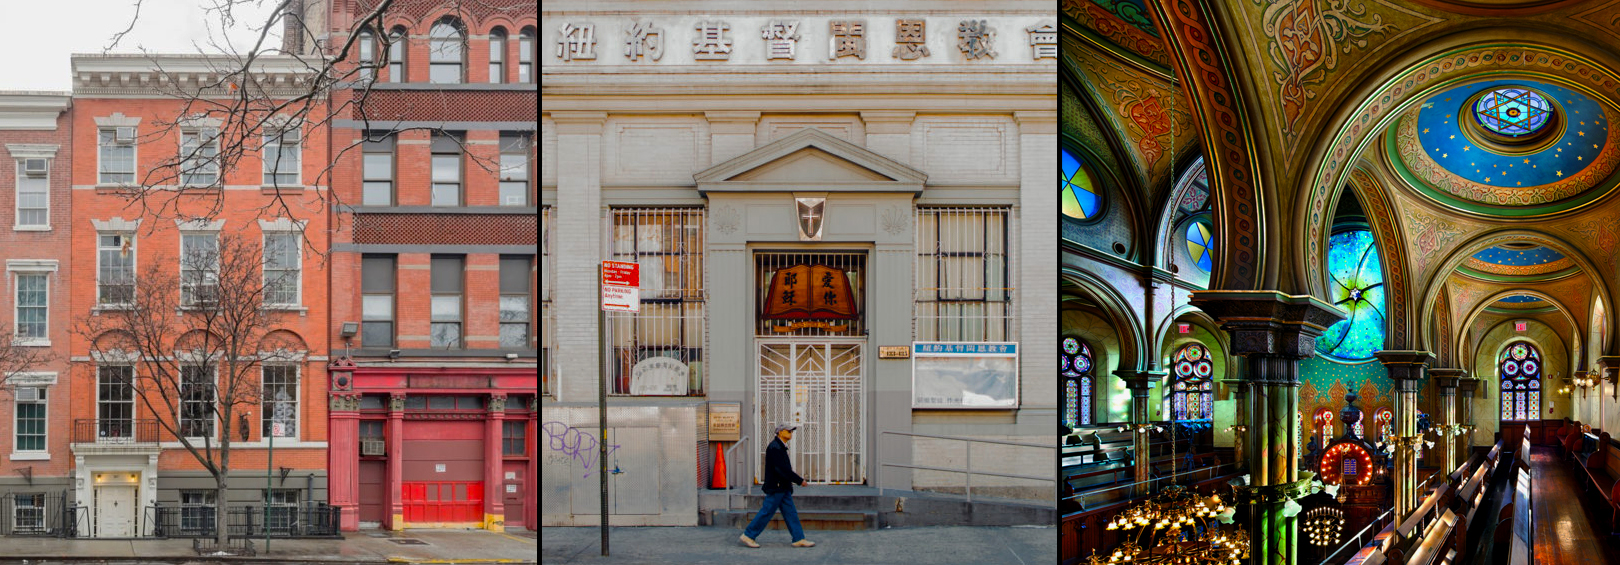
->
xmin=76 ymin=233 xmax=302 ymax=547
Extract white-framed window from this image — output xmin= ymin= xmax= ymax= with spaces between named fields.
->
xmin=429 ymin=18 xmax=466 ymax=84
xmin=96 ymin=233 xmax=135 ymax=306
xmin=263 ymin=232 xmax=300 ymax=307
xmin=262 ymin=127 xmax=301 ymax=187
xmin=489 ymin=27 xmax=508 ymax=84
xmin=178 ymin=365 xmax=215 ymax=439
xmin=98 ymin=128 xmax=136 ymax=185
xmin=430 ymin=255 xmax=463 ymax=349
xmin=96 ymin=365 xmax=135 ymax=440
xmin=179 ymin=490 xmax=215 ymax=536
xmin=12 ymin=493 xmax=44 ymax=534
xmin=361 ymin=255 xmax=395 ymax=348
xmin=386 ymin=26 xmax=407 ymax=83
xmin=264 ymin=489 xmax=299 ymax=534
xmin=431 ymin=133 xmax=462 ymax=206
xmin=500 ymin=256 xmax=531 ymax=349
xmin=179 ymin=128 xmax=219 ymax=186
xmin=14 ymin=158 xmax=48 ymax=229
xmin=179 ymin=233 xmax=219 ymax=308
xmin=14 ymin=273 xmax=46 ymax=345
xmin=499 ymin=133 xmax=530 ymax=206
xmin=357 ymin=27 xmax=377 ymax=83
xmin=261 ymin=365 xmax=298 ymax=439
xmin=518 ymin=27 xmax=535 ymax=84
xmin=361 ymin=133 xmax=394 ymax=206
xmin=13 ymin=387 xmax=44 ymax=453
xmin=914 ymin=206 xmax=1016 ymax=342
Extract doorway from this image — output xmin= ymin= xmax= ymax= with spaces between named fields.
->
xmin=92 ymin=474 xmax=137 ymax=537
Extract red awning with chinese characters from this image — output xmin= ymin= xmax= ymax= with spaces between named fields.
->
xmin=761 ymin=264 xmax=857 ymax=320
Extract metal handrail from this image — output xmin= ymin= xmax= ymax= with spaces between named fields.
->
xmin=1063 ymin=462 xmax=1238 ymax=508
xmin=1320 ymin=467 xmax=1447 ymax=565
xmin=876 ymin=431 xmax=1054 ymax=503
xmin=723 ymin=435 xmax=752 ymax=508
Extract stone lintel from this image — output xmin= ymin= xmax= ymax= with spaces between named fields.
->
xmin=1187 ymin=290 xmax=1345 ymax=359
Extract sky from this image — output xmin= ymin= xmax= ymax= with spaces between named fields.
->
xmin=4 ymin=0 xmax=282 ymax=91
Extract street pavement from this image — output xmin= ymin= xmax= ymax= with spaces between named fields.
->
xmin=541 ymin=526 xmax=1056 ymax=565
xmin=0 ymin=528 xmax=536 ymax=564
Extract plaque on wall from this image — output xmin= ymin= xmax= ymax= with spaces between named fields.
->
xmin=911 ymin=342 xmax=1018 ymax=409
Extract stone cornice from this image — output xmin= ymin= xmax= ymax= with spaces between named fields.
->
xmin=72 ymin=54 xmax=318 ymax=98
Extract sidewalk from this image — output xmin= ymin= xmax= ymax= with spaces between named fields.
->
xmin=541 ymin=526 xmax=1055 ymax=565
xmin=0 ymin=529 xmax=536 ymax=564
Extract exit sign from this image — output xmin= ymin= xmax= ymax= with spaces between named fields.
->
xmin=1178 ymin=324 xmax=1191 ymax=334
xmin=1515 ymin=321 xmax=1527 ymax=332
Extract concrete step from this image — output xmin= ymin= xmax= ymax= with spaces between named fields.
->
xmin=711 ymin=509 xmax=879 ymax=531
xmin=701 ymin=487 xmax=1053 ymax=528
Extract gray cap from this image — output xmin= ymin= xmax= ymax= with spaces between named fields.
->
xmin=773 ymin=424 xmax=798 ymax=435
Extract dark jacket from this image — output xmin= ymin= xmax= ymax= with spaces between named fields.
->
xmin=762 ymin=437 xmax=804 ymax=494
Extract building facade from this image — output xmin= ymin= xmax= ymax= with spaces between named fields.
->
xmin=305 ymin=0 xmax=540 ymax=532
xmin=542 ymin=0 xmax=1058 ymax=527
xmin=67 ymin=54 xmax=332 ymax=538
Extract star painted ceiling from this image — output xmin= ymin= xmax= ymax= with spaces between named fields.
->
xmin=1471 ymin=245 xmax=1565 ymax=266
xmin=1416 ymin=80 xmax=1605 ymax=188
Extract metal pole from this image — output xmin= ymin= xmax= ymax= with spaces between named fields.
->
xmin=598 ymin=280 xmax=609 ymax=556
xmin=267 ymin=422 xmax=273 ymax=554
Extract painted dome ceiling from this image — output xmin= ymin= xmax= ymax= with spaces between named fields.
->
xmin=1388 ymin=79 xmax=1620 ymax=215
xmin=1462 ymin=244 xmax=1574 ymax=277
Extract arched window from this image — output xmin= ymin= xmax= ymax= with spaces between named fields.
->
xmin=1500 ymin=342 xmax=1542 ymax=421
xmin=1184 ymin=221 xmax=1213 ymax=273
xmin=1316 ymin=227 xmax=1385 ymax=362
xmin=356 ymin=27 xmax=377 ymax=83
xmin=519 ymin=27 xmax=536 ymax=84
xmin=386 ymin=26 xmax=408 ymax=82
xmin=1061 ymin=337 xmax=1094 ymax=427
xmin=1169 ymin=343 xmax=1213 ymax=420
xmin=1060 ymin=150 xmax=1100 ymax=220
xmin=489 ymin=27 xmax=508 ymax=84
xmin=430 ymin=18 xmax=467 ymax=84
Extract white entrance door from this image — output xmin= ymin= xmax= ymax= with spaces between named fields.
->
xmin=94 ymin=484 xmax=136 ymax=537
xmin=757 ymin=341 xmax=865 ymax=484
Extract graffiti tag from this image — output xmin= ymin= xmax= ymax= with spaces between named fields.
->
xmin=542 ymin=421 xmax=621 ymax=479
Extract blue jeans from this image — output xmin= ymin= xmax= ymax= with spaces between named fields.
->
xmin=743 ymin=491 xmax=805 ymax=542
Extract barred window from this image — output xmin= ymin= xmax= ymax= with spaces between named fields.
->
xmin=914 ymin=207 xmax=1014 ymax=342
xmin=179 ymin=490 xmax=215 ymax=536
xmin=12 ymin=493 xmax=43 ymax=534
xmin=607 ymin=208 xmax=704 ymax=396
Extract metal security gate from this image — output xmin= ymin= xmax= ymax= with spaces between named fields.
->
xmin=757 ymin=340 xmax=865 ymax=485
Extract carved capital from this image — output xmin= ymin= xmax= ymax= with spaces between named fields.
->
xmin=1113 ymin=370 xmax=1167 ymax=394
xmin=489 ymin=394 xmax=507 ymax=412
xmin=389 ymin=394 xmax=406 ymax=413
xmin=329 ymin=393 xmax=361 ymax=413
xmin=1430 ymin=367 xmax=1466 ymax=391
xmin=1374 ymin=350 xmax=1435 ymax=382
xmin=1188 ymin=291 xmax=1345 ymax=360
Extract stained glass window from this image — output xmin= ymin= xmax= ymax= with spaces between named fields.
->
xmin=1061 ymin=150 xmax=1101 ymax=220
xmin=1061 ymin=337 xmax=1094 ymax=426
xmin=1185 ymin=221 xmax=1213 ymax=273
xmin=1316 ymin=229 xmax=1385 ymax=361
xmin=1169 ymin=343 xmax=1214 ymax=420
xmin=1474 ymin=88 xmax=1553 ymax=137
xmin=1500 ymin=342 xmax=1541 ymax=421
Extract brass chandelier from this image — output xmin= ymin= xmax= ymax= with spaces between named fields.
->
xmin=1087 ymin=485 xmax=1250 ymax=564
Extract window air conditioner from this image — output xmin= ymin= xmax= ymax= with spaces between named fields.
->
xmin=114 ymin=127 xmax=136 ymax=143
xmin=22 ymin=159 xmax=46 ymax=177
xmin=360 ymin=438 xmax=385 ymax=456
xmin=15 ymin=387 xmax=37 ymax=402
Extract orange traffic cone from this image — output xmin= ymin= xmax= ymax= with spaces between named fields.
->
xmin=711 ymin=443 xmax=729 ymax=489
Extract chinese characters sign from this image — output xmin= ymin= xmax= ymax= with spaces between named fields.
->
xmin=548 ymin=18 xmax=1057 ymax=64
xmin=762 ymin=264 xmax=857 ymax=322
xmin=912 ymin=342 xmax=1019 ymax=409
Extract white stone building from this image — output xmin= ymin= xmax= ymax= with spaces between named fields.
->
xmin=541 ymin=0 xmax=1056 ymax=527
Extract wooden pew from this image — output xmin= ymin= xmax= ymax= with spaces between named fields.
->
xmin=1491 ymin=465 xmax=1532 ymax=565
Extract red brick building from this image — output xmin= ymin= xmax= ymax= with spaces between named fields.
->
xmin=68 ymin=54 xmax=333 ymax=538
xmin=305 ymin=0 xmax=538 ymax=532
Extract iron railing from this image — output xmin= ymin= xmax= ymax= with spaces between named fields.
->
xmin=72 ymin=418 xmax=162 ymax=444
xmin=0 ymin=490 xmax=81 ymax=537
xmin=876 ymin=430 xmax=1053 ymax=503
xmin=150 ymin=504 xmax=342 ymax=539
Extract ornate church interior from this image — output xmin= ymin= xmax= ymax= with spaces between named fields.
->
xmin=1058 ymin=1 xmax=1620 ymax=564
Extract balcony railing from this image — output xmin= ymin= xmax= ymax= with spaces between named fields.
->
xmin=73 ymin=419 xmax=162 ymax=444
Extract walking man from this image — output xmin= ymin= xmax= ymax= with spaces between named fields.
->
xmin=739 ymin=424 xmax=815 ymax=548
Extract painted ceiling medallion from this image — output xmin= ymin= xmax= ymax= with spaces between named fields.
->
xmin=1473 ymin=87 xmax=1553 ymax=138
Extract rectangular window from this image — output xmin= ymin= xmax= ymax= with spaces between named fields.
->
xmin=502 ymin=420 xmax=526 ymax=456
xmin=431 ymin=133 xmax=462 ymax=206
xmin=263 ymin=232 xmax=300 ymax=306
xmin=608 ymin=208 xmax=706 ymax=395
xmin=430 ymin=255 xmax=463 ymax=349
xmin=13 ymin=387 xmax=44 ymax=452
xmin=499 ymin=133 xmax=530 ymax=206
xmin=359 ymin=420 xmax=385 ymax=456
xmin=519 ymin=29 xmax=534 ymax=84
xmin=264 ymin=489 xmax=299 ymax=534
xmin=179 ymin=490 xmax=215 ymax=536
xmin=97 ymin=366 xmax=134 ymax=440
xmin=500 ymin=256 xmax=531 ymax=349
xmin=261 ymin=365 xmax=298 ymax=439
xmin=14 ymin=273 xmax=45 ymax=343
xmin=13 ymin=493 xmax=43 ymax=534
xmin=180 ymin=233 xmax=219 ymax=308
xmin=914 ymin=207 xmax=1015 ymax=342
xmin=361 ymin=134 xmax=394 ymax=206
xmin=97 ymin=233 xmax=134 ymax=306
xmin=98 ymin=127 xmax=136 ymax=185
xmin=179 ymin=365 xmax=215 ymax=438
xmin=179 ymin=129 xmax=219 ymax=186
xmin=15 ymin=161 xmax=47 ymax=228
xmin=361 ymin=255 xmax=395 ymax=348
xmin=489 ymin=32 xmax=507 ymax=84
xmin=262 ymin=127 xmax=301 ymax=187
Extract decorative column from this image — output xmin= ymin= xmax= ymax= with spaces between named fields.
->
xmin=1374 ymin=350 xmax=1435 ymax=530
xmin=1115 ymin=370 xmax=1165 ymax=495
xmin=1430 ymin=368 xmax=1465 ymax=474
xmin=328 ymin=392 xmax=362 ymax=531
xmin=387 ymin=393 xmax=406 ymax=530
xmin=485 ymin=395 xmax=507 ymax=531
xmin=1189 ymin=291 xmax=1344 ymax=565
xmin=1458 ymin=377 xmax=1478 ymax=461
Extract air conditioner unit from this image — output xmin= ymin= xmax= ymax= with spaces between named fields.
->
xmin=22 ymin=159 xmax=46 ymax=177
xmin=114 ymin=127 xmax=136 ymax=143
xmin=15 ymin=387 xmax=38 ymax=402
xmin=360 ymin=438 xmax=385 ymax=456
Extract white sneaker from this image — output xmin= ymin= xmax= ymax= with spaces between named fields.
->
xmin=792 ymin=539 xmax=816 ymax=548
xmin=739 ymin=534 xmax=760 ymax=548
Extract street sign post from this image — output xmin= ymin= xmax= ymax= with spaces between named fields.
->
xmin=598 ymin=260 xmax=640 ymax=556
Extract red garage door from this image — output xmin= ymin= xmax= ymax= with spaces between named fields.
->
xmin=402 ymin=420 xmax=484 ymax=526
xmin=402 ymin=482 xmax=484 ymax=523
